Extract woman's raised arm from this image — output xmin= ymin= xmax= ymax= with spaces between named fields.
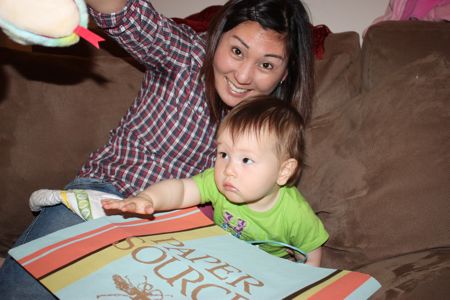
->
xmin=85 ymin=0 xmax=128 ymax=14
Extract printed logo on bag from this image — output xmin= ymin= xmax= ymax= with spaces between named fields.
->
xmin=107 ymin=236 xmax=264 ymax=299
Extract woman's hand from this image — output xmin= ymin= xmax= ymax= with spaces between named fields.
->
xmin=102 ymin=193 xmax=155 ymax=215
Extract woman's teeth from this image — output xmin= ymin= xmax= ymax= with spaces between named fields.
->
xmin=227 ymin=79 xmax=248 ymax=94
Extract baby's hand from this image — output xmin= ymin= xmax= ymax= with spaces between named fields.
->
xmin=102 ymin=195 xmax=155 ymax=215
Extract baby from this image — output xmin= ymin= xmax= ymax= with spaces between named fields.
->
xmin=102 ymin=96 xmax=329 ymax=266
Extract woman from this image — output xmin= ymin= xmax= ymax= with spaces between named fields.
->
xmin=0 ymin=0 xmax=314 ymax=298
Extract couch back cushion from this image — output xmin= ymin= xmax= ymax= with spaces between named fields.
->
xmin=0 ymin=47 xmax=143 ymax=256
xmin=299 ymin=53 xmax=450 ymax=269
xmin=312 ymin=31 xmax=361 ymax=122
xmin=362 ymin=20 xmax=450 ymax=92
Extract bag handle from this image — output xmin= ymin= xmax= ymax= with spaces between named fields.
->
xmin=247 ymin=240 xmax=308 ymax=263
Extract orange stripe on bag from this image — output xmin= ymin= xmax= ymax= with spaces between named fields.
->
xmin=308 ymin=271 xmax=372 ymax=300
xmin=20 ymin=208 xmax=213 ymax=278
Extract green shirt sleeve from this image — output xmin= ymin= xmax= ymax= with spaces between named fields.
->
xmin=192 ymin=168 xmax=218 ymax=205
xmin=287 ymin=190 xmax=329 ymax=253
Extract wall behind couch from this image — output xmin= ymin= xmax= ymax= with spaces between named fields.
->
xmin=152 ymin=0 xmax=390 ymax=39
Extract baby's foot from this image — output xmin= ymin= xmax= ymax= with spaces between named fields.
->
xmin=29 ymin=189 xmax=64 ymax=212
xmin=29 ymin=189 xmax=122 ymax=220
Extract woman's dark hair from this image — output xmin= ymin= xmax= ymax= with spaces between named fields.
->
xmin=201 ymin=0 xmax=314 ymax=124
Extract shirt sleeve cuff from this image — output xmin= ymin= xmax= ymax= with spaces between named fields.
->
xmin=88 ymin=0 xmax=133 ymax=31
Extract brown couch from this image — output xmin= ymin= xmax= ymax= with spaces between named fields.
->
xmin=0 ymin=21 xmax=449 ymax=299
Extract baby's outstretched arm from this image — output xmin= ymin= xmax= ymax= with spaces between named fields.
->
xmin=102 ymin=178 xmax=201 ymax=215
xmin=101 ymin=194 xmax=155 ymax=215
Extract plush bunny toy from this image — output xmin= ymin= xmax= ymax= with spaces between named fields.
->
xmin=0 ymin=0 xmax=103 ymax=48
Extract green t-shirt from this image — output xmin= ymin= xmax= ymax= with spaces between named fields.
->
xmin=193 ymin=168 xmax=329 ymax=257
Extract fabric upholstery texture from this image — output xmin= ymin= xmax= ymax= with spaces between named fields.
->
xmin=358 ymin=249 xmax=450 ymax=299
xmin=300 ymin=54 xmax=450 ymax=270
xmin=299 ymin=54 xmax=450 ymax=299
xmin=0 ymin=46 xmax=142 ymax=255
xmin=362 ymin=20 xmax=450 ymax=91
xmin=311 ymin=31 xmax=361 ymax=121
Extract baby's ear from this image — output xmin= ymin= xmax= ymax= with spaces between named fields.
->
xmin=277 ymin=158 xmax=298 ymax=186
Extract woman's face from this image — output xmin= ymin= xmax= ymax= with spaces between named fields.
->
xmin=213 ymin=21 xmax=288 ymax=108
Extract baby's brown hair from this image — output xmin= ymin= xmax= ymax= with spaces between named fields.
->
xmin=218 ymin=95 xmax=305 ymax=186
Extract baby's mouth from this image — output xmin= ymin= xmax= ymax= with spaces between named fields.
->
xmin=223 ymin=182 xmax=238 ymax=192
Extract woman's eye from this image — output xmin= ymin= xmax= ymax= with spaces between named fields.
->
xmin=232 ymin=47 xmax=242 ymax=56
xmin=261 ymin=62 xmax=273 ymax=70
xmin=242 ymin=157 xmax=254 ymax=164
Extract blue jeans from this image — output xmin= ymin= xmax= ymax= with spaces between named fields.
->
xmin=0 ymin=178 xmax=123 ymax=299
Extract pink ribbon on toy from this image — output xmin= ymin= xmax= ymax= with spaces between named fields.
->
xmin=74 ymin=26 xmax=105 ymax=49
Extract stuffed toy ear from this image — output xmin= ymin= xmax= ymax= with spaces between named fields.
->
xmin=0 ymin=0 xmax=102 ymax=48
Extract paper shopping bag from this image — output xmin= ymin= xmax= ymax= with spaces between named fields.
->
xmin=9 ymin=207 xmax=380 ymax=299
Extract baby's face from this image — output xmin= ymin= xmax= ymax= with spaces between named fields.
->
xmin=214 ymin=128 xmax=284 ymax=211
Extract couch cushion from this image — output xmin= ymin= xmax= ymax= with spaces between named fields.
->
xmin=312 ymin=31 xmax=361 ymax=121
xmin=362 ymin=20 xmax=450 ymax=92
xmin=0 ymin=47 xmax=143 ymax=256
xmin=356 ymin=249 xmax=450 ymax=300
xmin=299 ymin=54 xmax=450 ymax=269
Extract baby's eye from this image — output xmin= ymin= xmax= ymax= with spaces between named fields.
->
xmin=218 ymin=152 xmax=228 ymax=159
xmin=242 ymin=157 xmax=254 ymax=164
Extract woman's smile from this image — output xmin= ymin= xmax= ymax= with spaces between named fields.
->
xmin=226 ymin=77 xmax=251 ymax=95
xmin=213 ymin=21 xmax=288 ymax=108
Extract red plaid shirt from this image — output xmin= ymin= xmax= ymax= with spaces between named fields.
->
xmin=79 ymin=0 xmax=217 ymax=197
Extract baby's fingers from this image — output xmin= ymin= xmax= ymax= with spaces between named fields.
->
xmin=122 ymin=202 xmax=154 ymax=215
xmin=101 ymin=199 xmax=123 ymax=210
xmin=102 ymin=197 xmax=154 ymax=215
